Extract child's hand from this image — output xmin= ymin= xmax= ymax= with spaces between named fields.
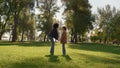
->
xmin=58 ymin=38 xmax=61 ymax=41
xmin=55 ymin=40 xmax=59 ymax=42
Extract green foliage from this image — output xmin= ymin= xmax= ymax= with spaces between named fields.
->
xmin=37 ymin=0 xmax=59 ymax=42
xmin=37 ymin=0 xmax=59 ymax=33
xmin=95 ymin=5 xmax=120 ymax=43
xmin=110 ymin=11 xmax=120 ymax=40
xmin=63 ymin=0 xmax=93 ymax=43
xmin=0 ymin=0 xmax=35 ymax=41
xmin=18 ymin=9 xmax=35 ymax=41
xmin=90 ymin=36 xmax=100 ymax=42
xmin=0 ymin=0 xmax=12 ymax=39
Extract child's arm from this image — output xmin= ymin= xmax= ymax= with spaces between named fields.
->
xmin=53 ymin=29 xmax=59 ymax=40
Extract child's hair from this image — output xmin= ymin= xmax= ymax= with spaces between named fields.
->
xmin=62 ymin=26 xmax=66 ymax=31
xmin=53 ymin=23 xmax=59 ymax=29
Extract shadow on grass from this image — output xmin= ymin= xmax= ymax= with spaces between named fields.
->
xmin=9 ymin=57 xmax=78 ymax=68
xmin=10 ymin=56 xmax=63 ymax=68
xmin=0 ymin=41 xmax=50 ymax=47
xmin=45 ymin=55 xmax=60 ymax=63
xmin=11 ymin=57 xmax=56 ymax=68
xmin=62 ymin=55 xmax=72 ymax=61
xmin=69 ymin=43 xmax=120 ymax=55
xmin=79 ymin=53 xmax=120 ymax=64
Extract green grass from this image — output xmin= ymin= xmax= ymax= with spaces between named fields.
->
xmin=0 ymin=41 xmax=120 ymax=68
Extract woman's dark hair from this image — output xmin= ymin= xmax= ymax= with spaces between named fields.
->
xmin=62 ymin=26 xmax=66 ymax=31
xmin=53 ymin=23 xmax=59 ymax=28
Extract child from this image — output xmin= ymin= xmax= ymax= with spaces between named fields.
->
xmin=49 ymin=23 xmax=59 ymax=55
xmin=60 ymin=26 xmax=67 ymax=55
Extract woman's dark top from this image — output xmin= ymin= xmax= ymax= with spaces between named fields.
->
xmin=49 ymin=28 xmax=58 ymax=40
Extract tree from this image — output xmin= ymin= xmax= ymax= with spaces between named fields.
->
xmin=96 ymin=5 xmax=118 ymax=43
xmin=0 ymin=0 xmax=11 ymax=40
xmin=37 ymin=0 xmax=59 ymax=42
xmin=62 ymin=0 xmax=93 ymax=43
xmin=0 ymin=0 xmax=35 ymax=42
xmin=110 ymin=11 xmax=120 ymax=41
xmin=65 ymin=11 xmax=74 ymax=42
xmin=18 ymin=9 xmax=35 ymax=42
xmin=93 ymin=5 xmax=120 ymax=44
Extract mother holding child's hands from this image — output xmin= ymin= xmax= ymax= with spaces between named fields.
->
xmin=48 ymin=23 xmax=67 ymax=55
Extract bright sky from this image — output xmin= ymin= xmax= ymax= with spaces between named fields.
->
xmin=55 ymin=0 xmax=120 ymax=22
xmin=89 ymin=0 xmax=120 ymax=14
xmin=55 ymin=0 xmax=64 ymax=22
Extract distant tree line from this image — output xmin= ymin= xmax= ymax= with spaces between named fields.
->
xmin=91 ymin=5 xmax=120 ymax=45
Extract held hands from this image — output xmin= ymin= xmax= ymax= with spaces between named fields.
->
xmin=55 ymin=38 xmax=60 ymax=42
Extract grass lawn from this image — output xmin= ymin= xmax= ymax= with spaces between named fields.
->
xmin=0 ymin=41 xmax=120 ymax=68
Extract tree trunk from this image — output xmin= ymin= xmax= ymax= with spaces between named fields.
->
xmin=70 ymin=29 xmax=74 ymax=43
xmin=47 ymin=35 xmax=49 ymax=42
xmin=27 ymin=32 xmax=30 ymax=41
xmin=70 ymin=36 xmax=73 ymax=43
xmin=0 ymin=32 xmax=4 ymax=40
xmin=74 ymin=32 xmax=78 ymax=43
xmin=81 ymin=35 xmax=83 ymax=42
xmin=9 ymin=33 xmax=12 ymax=41
xmin=104 ymin=38 xmax=107 ymax=44
xmin=78 ymin=35 xmax=81 ymax=42
xmin=44 ymin=34 xmax=47 ymax=42
xmin=99 ymin=39 xmax=102 ymax=43
xmin=0 ymin=35 xmax=2 ymax=40
xmin=70 ymin=35 xmax=74 ymax=43
xmin=0 ymin=21 xmax=7 ymax=40
xmin=12 ymin=14 xmax=18 ymax=42
xmin=21 ymin=30 xmax=24 ymax=42
xmin=30 ymin=31 xmax=35 ymax=41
